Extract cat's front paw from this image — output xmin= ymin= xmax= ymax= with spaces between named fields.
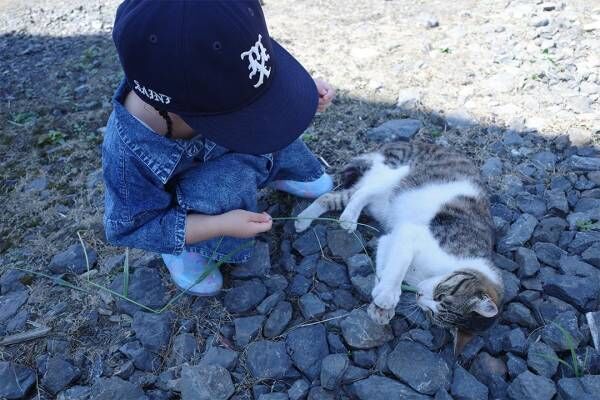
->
xmin=368 ymin=302 xmax=395 ymax=325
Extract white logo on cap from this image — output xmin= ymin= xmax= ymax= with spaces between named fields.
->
xmin=133 ymin=80 xmax=172 ymax=105
xmin=241 ymin=34 xmax=271 ymax=88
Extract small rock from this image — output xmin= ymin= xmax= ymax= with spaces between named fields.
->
xmin=351 ymin=375 xmax=429 ymax=399
xmin=199 ymin=346 xmax=238 ymax=370
xmin=286 ymin=325 xmax=329 ymax=381
xmin=557 ymin=375 xmax=600 ymax=400
xmin=387 ymin=340 xmax=451 ymax=395
xmin=528 ymin=341 xmax=559 ymax=378
xmin=246 ymin=341 xmax=292 ymax=380
xmin=451 ymin=365 xmax=488 ymax=400
xmin=223 ymin=279 xmax=267 ymax=313
xmin=316 ymin=259 xmax=350 ymax=288
xmin=367 ymin=119 xmax=422 ymax=142
xmin=231 ymin=241 xmax=270 ymax=279
xmin=507 ymin=371 xmax=556 ymax=400
xmin=320 ymin=354 xmax=349 ymax=390
xmin=288 ymin=379 xmax=310 ymax=400
xmin=132 ymin=311 xmax=174 ymax=352
xmin=299 ymin=293 xmax=326 ymax=319
xmin=340 ymin=308 xmax=393 ymax=349
xmin=234 ymin=315 xmax=264 ymax=347
xmin=264 ymin=301 xmax=292 ymax=338
xmin=90 ymin=377 xmax=148 ymax=400
xmin=49 ymin=243 xmax=97 ymax=274
xmin=0 ymin=361 xmax=36 ymax=399
xmin=179 ymin=364 xmax=234 ymax=400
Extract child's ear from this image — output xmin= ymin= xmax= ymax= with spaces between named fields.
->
xmin=473 ymin=296 xmax=498 ymax=318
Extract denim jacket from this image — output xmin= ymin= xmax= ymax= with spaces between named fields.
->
xmin=102 ymin=80 xmax=323 ymax=260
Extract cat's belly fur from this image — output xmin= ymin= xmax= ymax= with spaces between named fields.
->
xmin=367 ymin=178 xmax=483 ymax=285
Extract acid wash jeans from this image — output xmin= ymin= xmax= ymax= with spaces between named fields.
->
xmin=102 ymin=80 xmax=324 ymax=263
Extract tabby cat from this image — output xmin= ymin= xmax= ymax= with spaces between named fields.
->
xmin=295 ymin=141 xmax=504 ymax=351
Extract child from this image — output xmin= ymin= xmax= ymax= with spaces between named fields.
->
xmin=102 ymin=1 xmax=335 ymax=295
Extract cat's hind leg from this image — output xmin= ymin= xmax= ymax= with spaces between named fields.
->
xmin=295 ymin=189 xmax=354 ymax=232
xmin=368 ymin=225 xmax=416 ymax=324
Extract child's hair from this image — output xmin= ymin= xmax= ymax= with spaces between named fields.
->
xmin=154 ymin=106 xmax=173 ymax=138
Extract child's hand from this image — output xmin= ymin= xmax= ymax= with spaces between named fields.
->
xmin=314 ymin=78 xmax=335 ymax=112
xmin=220 ymin=209 xmax=273 ymax=238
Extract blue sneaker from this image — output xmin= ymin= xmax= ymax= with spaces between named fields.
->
xmin=161 ymin=251 xmax=223 ymax=296
xmin=269 ymin=173 xmax=333 ymax=199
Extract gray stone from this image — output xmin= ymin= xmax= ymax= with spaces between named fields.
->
xmin=481 ymin=157 xmax=503 ymax=178
xmin=264 ymin=301 xmax=292 ymax=338
xmin=316 ymin=259 xmax=349 ymax=288
xmin=499 ymin=214 xmax=538 ymax=250
xmin=246 ymin=341 xmax=292 ymax=379
xmin=541 ymin=311 xmax=583 ymax=351
xmin=288 ymin=380 xmax=310 ymax=400
xmin=231 ymin=241 xmax=270 ymax=279
xmin=502 ymin=328 xmax=527 ymax=355
xmin=49 ymin=243 xmax=97 ymax=274
xmin=451 ymin=365 xmax=488 ymax=400
xmin=367 ymin=119 xmax=422 ymax=142
xmin=119 ymin=340 xmax=161 ymax=371
xmin=507 ymin=371 xmax=555 ymax=400
xmin=351 ymin=375 xmax=430 ymax=399
xmin=110 ymin=267 xmax=168 ymax=316
xmin=41 ymin=356 xmax=81 ymax=395
xmin=557 ymin=376 xmax=600 ymax=400
xmin=90 ymin=377 xmax=148 ymax=400
xmin=234 ymin=315 xmax=264 ymax=347
xmin=0 ymin=361 xmax=36 ymax=399
xmin=340 ymin=309 xmax=393 ymax=349
xmin=569 ymin=155 xmax=600 ymax=171
xmin=533 ymin=242 xmax=566 ymax=267
xmin=327 ymin=229 xmax=364 ymax=259
xmin=320 ymin=354 xmax=349 ymax=390
xmin=527 ymin=341 xmax=559 ymax=378
xmin=199 ymin=346 xmax=238 ymax=370
xmin=582 ymin=243 xmax=600 ymax=267
xmin=286 ymin=325 xmax=329 ymax=381
xmin=257 ymin=291 xmax=284 ymax=315
xmin=387 ymin=340 xmax=451 ymax=395
xmin=515 ymin=247 xmax=540 ymax=278
xmin=541 ymin=270 xmax=598 ymax=311
xmin=0 ymin=290 xmax=28 ymax=323
xmin=516 ymin=193 xmax=546 ymax=218
xmin=132 ymin=311 xmax=174 ymax=352
xmin=506 ymin=353 xmax=528 ymax=379
xmin=292 ymin=225 xmax=327 ymax=256
xmin=350 ymin=273 xmax=376 ymax=301
xmin=299 ymin=293 xmax=326 ymax=319
xmin=180 ymin=364 xmax=234 ymax=400
xmin=503 ymin=302 xmax=538 ymax=329
xmin=288 ymin=274 xmax=312 ymax=296
xmin=223 ymin=279 xmax=267 ymax=313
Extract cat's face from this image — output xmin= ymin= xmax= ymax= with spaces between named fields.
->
xmin=415 ymin=269 xmax=502 ymax=333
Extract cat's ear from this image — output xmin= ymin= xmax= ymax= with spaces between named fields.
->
xmin=473 ymin=296 xmax=498 ymax=318
xmin=453 ymin=328 xmax=474 ymax=356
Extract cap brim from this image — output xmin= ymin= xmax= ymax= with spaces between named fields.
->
xmin=179 ymin=40 xmax=318 ymax=155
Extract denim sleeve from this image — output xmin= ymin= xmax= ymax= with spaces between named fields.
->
xmin=102 ymin=122 xmax=187 ymax=255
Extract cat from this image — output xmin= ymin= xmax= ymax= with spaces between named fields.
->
xmin=295 ymin=141 xmax=504 ymax=352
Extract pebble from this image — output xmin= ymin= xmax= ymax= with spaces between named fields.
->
xmin=285 ymin=325 xmax=329 ymax=381
xmin=223 ymin=279 xmax=267 ymax=313
xmin=367 ymin=119 xmax=422 ymax=142
xmin=48 ymin=243 xmax=97 ymax=275
xmin=340 ymin=308 xmax=393 ymax=349
xmin=387 ymin=340 xmax=451 ymax=395
xmin=246 ymin=341 xmax=292 ymax=380
xmin=180 ymin=364 xmax=234 ymax=400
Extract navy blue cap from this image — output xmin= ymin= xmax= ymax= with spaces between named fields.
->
xmin=112 ymin=0 xmax=318 ymax=155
